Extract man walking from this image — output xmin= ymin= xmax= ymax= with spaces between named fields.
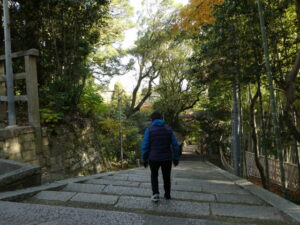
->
xmin=141 ymin=112 xmax=180 ymax=202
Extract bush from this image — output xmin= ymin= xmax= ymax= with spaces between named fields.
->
xmin=78 ymin=85 xmax=110 ymax=117
xmin=40 ymin=108 xmax=64 ymax=124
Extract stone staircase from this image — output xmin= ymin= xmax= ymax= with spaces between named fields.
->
xmin=0 ymin=152 xmax=299 ymax=225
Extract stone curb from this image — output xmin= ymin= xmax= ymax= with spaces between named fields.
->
xmin=206 ymin=161 xmax=300 ymax=223
xmin=0 ymin=163 xmax=41 ymax=185
xmin=0 ymin=171 xmax=115 ymax=201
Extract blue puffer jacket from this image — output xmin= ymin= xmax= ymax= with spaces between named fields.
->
xmin=141 ymin=119 xmax=180 ymax=162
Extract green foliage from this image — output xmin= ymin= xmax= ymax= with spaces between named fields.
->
xmin=129 ymin=109 xmax=152 ymax=132
xmin=0 ymin=0 xmax=135 ymax=118
xmin=97 ymin=118 xmax=142 ymax=164
xmin=5 ymin=0 xmax=111 ymax=112
xmin=124 ymin=0 xmax=186 ymax=118
xmin=91 ymin=0 xmax=134 ymax=77
xmin=40 ymin=108 xmax=64 ymax=124
xmin=0 ymin=0 xmax=142 ymax=169
xmin=123 ymin=124 xmax=142 ymax=162
xmin=183 ymin=0 xmax=300 ymax=167
xmin=78 ymin=85 xmax=109 ymax=117
xmin=152 ymin=39 xmax=204 ymax=129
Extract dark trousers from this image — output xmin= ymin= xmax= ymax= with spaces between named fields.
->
xmin=149 ymin=160 xmax=172 ymax=196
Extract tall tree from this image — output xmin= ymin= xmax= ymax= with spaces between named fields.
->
xmin=125 ymin=0 xmax=179 ymax=118
xmin=1 ymin=0 xmax=111 ymax=113
xmin=90 ymin=0 xmax=134 ymax=80
xmin=257 ymin=0 xmax=286 ymax=193
xmin=153 ymin=40 xmax=204 ymax=128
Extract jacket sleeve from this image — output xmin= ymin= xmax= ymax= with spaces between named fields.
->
xmin=171 ymin=132 xmax=180 ymax=160
xmin=141 ymin=128 xmax=150 ymax=162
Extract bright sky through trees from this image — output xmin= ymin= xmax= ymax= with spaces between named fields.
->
xmin=109 ymin=0 xmax=189 ymax=92
xmin=121 ymin=0 xmax=189 ymax=49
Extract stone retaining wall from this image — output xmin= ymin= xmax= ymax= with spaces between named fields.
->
xmin=0 ymin=121 xmax=111 ymax=178
xmin=42 ymin=120 xmax=111 ymax=177
xmin=0 ymin=126 xmax=39 ymax=165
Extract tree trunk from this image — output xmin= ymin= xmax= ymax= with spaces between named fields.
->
xmin=284 ymin=50 xmax=300 ymax=144
xmin=239 ymin=85 xmax=244 ymax=177
xmin=295 ymin=145 xmax=300 ymax=188
xmin=230 ymin=20 xmax=241 ymax=177
xmin=126 ymin=60 xmax=159 ymax=118
xmin=296 ymin=0 xmax=300 ymax=31
xmin=232 ymin=74 xmax=241 ymax=176
xmin=257 ymin=77 xmax=270 ymax=188
xmin=250 ymin=87 xmax=268 ymax=189
xmin=292 ymin=111 xmax=300 ymax=187
xmin=257 ymin=0 xmax=286 ymax=195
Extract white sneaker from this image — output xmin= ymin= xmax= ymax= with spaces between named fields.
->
xmin=151 ymin=194 xmax=160 ymax=202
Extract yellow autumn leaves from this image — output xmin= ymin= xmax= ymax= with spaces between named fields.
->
xmin=175 ymin=0 xmax=224 ymax=34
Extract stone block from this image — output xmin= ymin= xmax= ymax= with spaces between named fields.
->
xmin=103 ymin=184 xmax=215 ymax=202
xmin=34 ymin=191 xmax=76 ymax=202
xmin=27 ymin=159 xmax=40 ymax=166
xmin=63 ymin=183 xmax=106 ymax=193
xmin=116 ymin=196 xmax=210 ymax=216
xmin=42 ymin=137 xmax=49 ymax=146
xmin=22 ymin=150 xmax=37 ymax=162
xmin=103 ymin=185 xmax=149 ymax=196
xmin=102 ymin=174 xmax=129 ymax=181
xmin=139 ymin=183 xmax=163 ymax=189
xmin=201 ymin=184 xmax=248 ymax=195
xmin=215 ymin=193 xmax=265 ymax=205
xmin=20 ymin=133 xmax=35 ymax=142
xmin=175 ymin=178 xmax=233 ymax=186
xmin=9 ymin=152 xmax=22 ymax=161
xmin=0 ymin=126 xmax=34 ymax=139
xmin=168 ymin=184 xmax=203 ymax=192
xmin=210 ymin=203 xmax=284 ymax=221
xmin=86 ymin=179 xmax=140 ymax=187
xmin=0 ymin=150 xmax=7 ymax=159
xmin=172 ymin=190 xmax=215 ymax=202
xmin=127 ymin=175 xmax=156 ymax=182
xmin=70 ymin=192 xmax=118 ymax=205
xmin=23 ymin=141 xmax=36 ymax=151
xmin=7 ymin=137 xmax=21 ymax=154
xmin=42 ymin=145 xmax=50 ymax=154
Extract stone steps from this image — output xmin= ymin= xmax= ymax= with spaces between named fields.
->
xmin=0 ymin=201 xmax=260 ymax=225
xmin=24 ymin=171 xmax=286 ymax=224
xmin=62 ymin=182 xmax=264 ymax=205
xmin=28 ymin=189 xmax=284 ymax=222
xmin=1 ymin=158 xmax=299 ymax=225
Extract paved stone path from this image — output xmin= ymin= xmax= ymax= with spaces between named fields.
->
xmin=0 ymin=150 xmax=300 ymax=225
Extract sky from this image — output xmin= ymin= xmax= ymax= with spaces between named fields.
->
xmin=108 ymin=0 xmax=189 ymax=93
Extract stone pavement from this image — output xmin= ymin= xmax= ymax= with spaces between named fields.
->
xmin=0 ymin=151 xmax=300 ymax=225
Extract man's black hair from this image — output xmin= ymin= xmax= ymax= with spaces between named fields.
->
xmin=151 ymin=112 xmax=162 ymax=121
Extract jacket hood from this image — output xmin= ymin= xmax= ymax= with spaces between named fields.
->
xmin=151 ymin=119 xmax=165 ymax=126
